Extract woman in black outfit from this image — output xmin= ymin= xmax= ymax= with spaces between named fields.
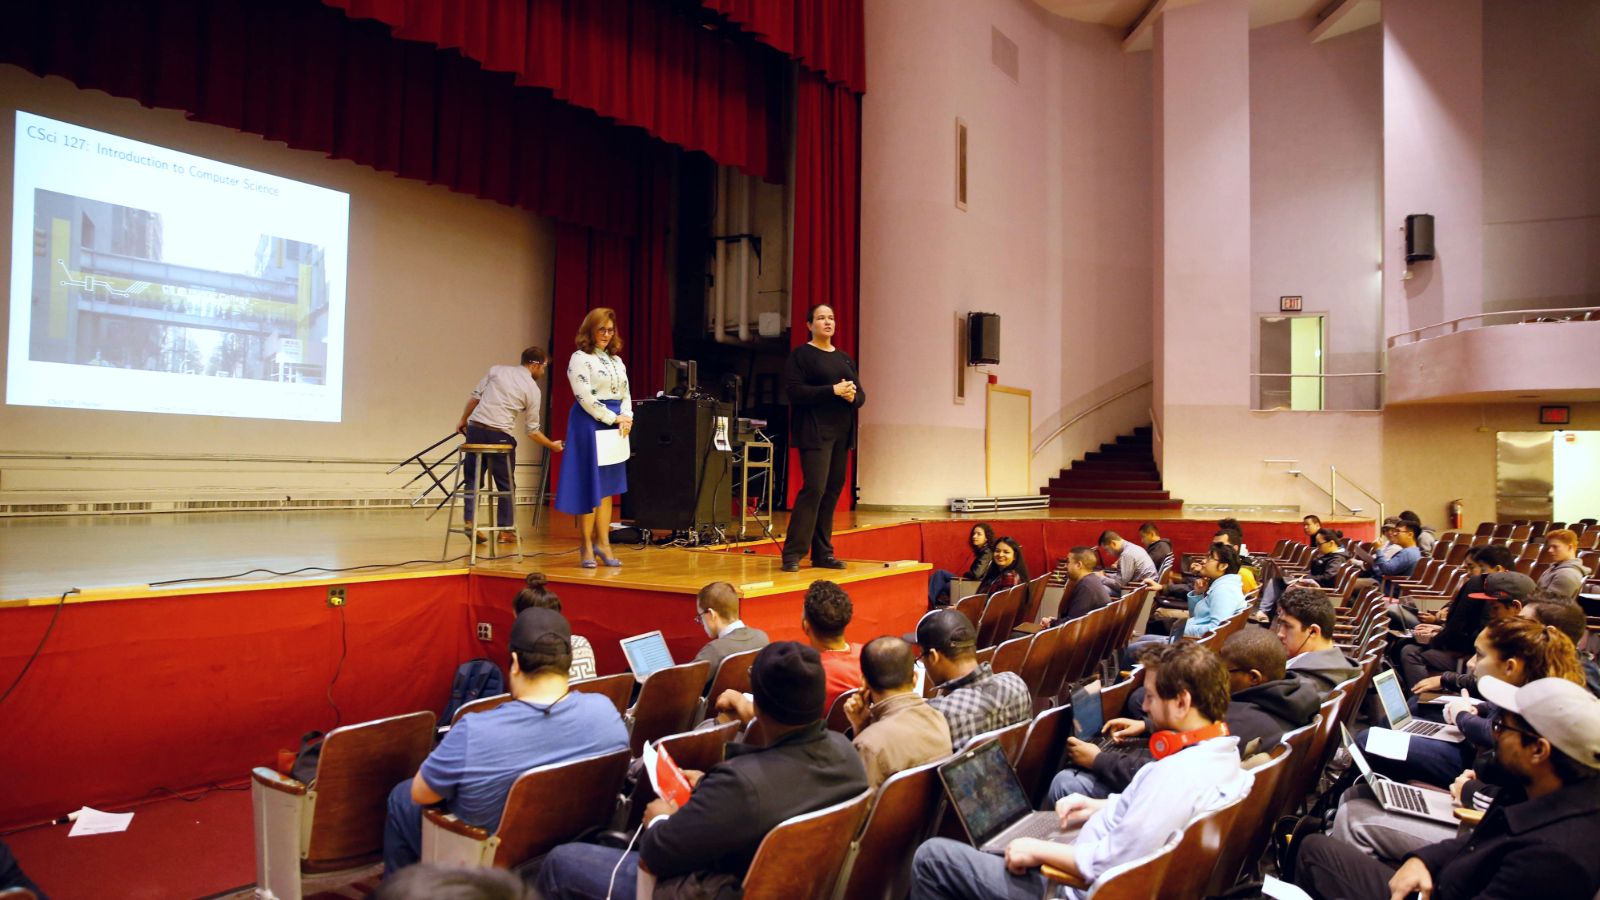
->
xmin=782 ymin=304 xmax=866 ymax=572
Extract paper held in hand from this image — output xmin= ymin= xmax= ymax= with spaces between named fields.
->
xmin=642 ymin=740 xmax=693 ymax=808
xmin=595 ymin=429 xmax=631 ymax=466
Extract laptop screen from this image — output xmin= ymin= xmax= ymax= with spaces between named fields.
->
xmin=939 ymin=739 xmax=1033 ymax=848
xmin=1372 ymin=670 xmax=1411 ymax=727
xmin=620 ymin=631 xmax=674 ymax=680
xmin=1340 ymin=724 xmax=1376 ymax=781
xmin=1070 ymin=681 xmax=1103 ymax=743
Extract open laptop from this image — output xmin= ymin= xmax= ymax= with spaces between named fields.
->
xmin=939 ymin=739 xmax=1079 ymax=854
xmin=1069 ymin=681 xmax=1124 ymax=751
xmin=1341 ymin=725 xmax=1458 ymax=825
xmin=1372 ymin=669 xmax=1465 ymax=742
xmin=619 ymin=630 xmax=675 ymax=683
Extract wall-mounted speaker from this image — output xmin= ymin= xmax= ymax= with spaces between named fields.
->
xmin=1405 ymin=213 xmax=1435 ymax=263
xmin=967 ymin=312 xmax=1000 ymax=366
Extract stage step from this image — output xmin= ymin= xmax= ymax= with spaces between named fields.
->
xmin=1037 ymin=424 xmax=1182 ymax=511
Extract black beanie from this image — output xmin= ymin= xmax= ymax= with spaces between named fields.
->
xmin=749 ymin=641 xmax=826 ymax=725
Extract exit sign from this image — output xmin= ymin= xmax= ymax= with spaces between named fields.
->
xmin=1279 ymin=295 xmax=1303 ymax=312
xmin=1540 ymin=405 xmax=1571 ymax=425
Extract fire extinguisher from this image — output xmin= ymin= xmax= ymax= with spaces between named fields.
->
xmin=1448 ymin=499 xmax=1463 ymax=531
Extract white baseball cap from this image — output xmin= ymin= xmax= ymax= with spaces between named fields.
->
xmin=1478 ymin=675 xmax=1600 ymax=771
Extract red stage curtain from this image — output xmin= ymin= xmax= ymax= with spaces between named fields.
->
xmin=545 ymin=152 xmax=672 ymax=498
xmin=324 ymin=0 xmax=787 ymax=181
xmin=701 ymin=0 xmax=866 ymax=94
xmin=0 ymin=0 xmax=672 ymax=238
xmin=787 ymin=71 xmax=863 ymax=508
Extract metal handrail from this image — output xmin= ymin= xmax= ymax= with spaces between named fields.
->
xmin=1332 ymin=466 xmax=1384 ymax=524
xmin=1250 ymin=372 xmax=1384 ymax=378
xmin=1030 ymin=380 xmax=1152 ymax=457
xmin=1387 ymin=306 xmax=1600 ymax=348
xmin=1282 ymin=468 xmax=1364 ymax=516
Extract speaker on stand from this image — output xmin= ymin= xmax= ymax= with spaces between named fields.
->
xmin=621 ymin=398 xmax=732 ymax=538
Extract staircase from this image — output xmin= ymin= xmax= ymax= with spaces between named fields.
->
xmin=1040 ymin=426 xmax=1183 ymax=510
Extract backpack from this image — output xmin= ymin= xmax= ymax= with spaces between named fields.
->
xmin=443 ymin=657 xmax=506 ymax=724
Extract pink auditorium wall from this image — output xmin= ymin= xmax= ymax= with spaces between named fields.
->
xmin=1482 ymin=0 xmax=1600 ymax=314
xmin=1381 ymin=0 xmax=1484 ymax=338
xmin=1249 ymin=20 xmax=1383 ymax=410
xmin=857 ymin=0 xmax=1151 ymax=507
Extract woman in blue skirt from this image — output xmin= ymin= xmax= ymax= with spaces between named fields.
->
xmin=555 ymin=307 xmax=632 ymax=568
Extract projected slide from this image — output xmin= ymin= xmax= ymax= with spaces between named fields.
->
xmin=8 ymin=111 xmax=349 ymax=421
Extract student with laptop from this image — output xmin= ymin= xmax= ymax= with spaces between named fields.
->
xmin=1296 ymin=677 xmax=1600 ymax=900
xmin=911 ymin=643 xmax=1252 ymax=900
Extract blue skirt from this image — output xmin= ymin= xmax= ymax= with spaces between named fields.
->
xmin=555 ymin=399 xmax=628 ymax=514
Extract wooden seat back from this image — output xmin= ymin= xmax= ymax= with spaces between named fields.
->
xmin=628 ymin=660 xmax=712 ymax=756
xmin=1012 ymin=702 xmax=1073 ymax=808
xmin=623 ymin=721 xmax=741 ymax=830
xmin=953 ymin=592 xmax=988 ymax=628
xmin=977 ymin=584 xmax=1025 ymax=648
xmin=570 ymin=672 xmax=634 ymax=716
xmin=839 ymin=761 xmax=948 ymax=900
xmin=705 ymin=648 xmax=760 ymax=700
xmin=1157 ymin=794 xmax=1246 ymax=900
xmin=1208 ymin=744 xmax=1294 ymax=895
xmin=1100 ymin=672 xmax=1141 ymax=723
xmin=305 ymin=710 xmax=436 ymax=870
xmin=1018 ymin=623 xmax=1064 ymax=698
xmin=741 ymin=789 xmax=874 ymax=899
xmin=1019 ymin=573 xmax=1051 ymax=625
xmin=965 ymin=718 xmax=1029 ymax=760
xmin=1039 ymin=615 xmax=1089 ymax=704
xmin=1270 ymin=716 xmax=1320 ymax=823
xmin=990 ymin=632 xmax=1033 ymax=676
xmin=489 ymin=748 xmax=631 ymax=867
xmin=1080 ymin=840 xmax=1175 ymax=900
xmin=827 ymin=688 xmax=860 ymax=734
xmin=450 ymin=692 xmax=512 ymax=726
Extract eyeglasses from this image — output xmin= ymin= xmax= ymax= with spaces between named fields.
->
xmin=596 ymin=326 xmax=616 ymax=335
xmin=690 ymin=610 xmax=706 ymax=624
xmin=1491 ymin=712 xmax=1538 ymax=741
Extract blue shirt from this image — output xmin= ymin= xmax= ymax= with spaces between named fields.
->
xmin=1185 ymin=573 xmax=1247 ymax=637
xmin=1373 ymin=544 xmax=1421 ymax=578
xmin=419 ymin=691 xmax=628 ymax=831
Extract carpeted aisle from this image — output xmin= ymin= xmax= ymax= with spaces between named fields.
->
xmin=4 ymin=784 xmax=256 ymax=899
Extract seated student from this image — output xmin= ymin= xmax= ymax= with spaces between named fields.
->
xmin=1259 ymin=528 xmax=1349 ymax=621
xmin=801 ymin=580 xmax=863 ymax=710
xmin=1216 ymin=517 xmax=1249 ymax=557
xmin=538 ymin=642 xmax=869 ymax=900
xmin=1522 ymin=600 xmax=1600 ymax=697
xmin=513 ymin=573 xmax=596 ymax=680
xmin=1356 ymin=519 xmax=1421 ymax=596
xmin=843 ymin=636 xmax=953 ymax=787
xmin=383 ymin=608 xmax=628 ymax=876
xmin=1303 ymin=514 xmax=1323 ymax=547
xmin=1535 ymin=528 xmax=1592 ymax=603
xmin=1053 ymin=546 xmax=1114 ymax=622
xmin=1296 ymin=677 xmax=1600 ymax=900
xmin=978 ymin=536 xmax=1030 ymax=595
xmin=1391 ymin=544 xmax=1512 ymax=689
xmin=1138 ymin=521 xmax=1174 ymax=574
xmin=1048 ymin=628 xmax=1318 ymax=802
xmin=1210 ymin=529 xmax=1258 ymax=594
xmin=1336 ymin=616 xmax=1590 ymax=861
xmin=1274 ymin=587 xmax=1360 ymax=694
xmin=911 ymin=643 xmax=1252 ymax=900
xmin=1149 ymin=543 xmax=1249 ymax=639
xmin=692 ymin=580 xmax=770 ymax=688
xmin=914 ymin=609 xmax=1033 ymax=751
xmin=1398 ymin=509 xmax=1437 ymax=557
xmin=1409 ymin=572 xmax=1539 ymax=699
xmin=929 ymin=522 xmax=997 ymax=607
xmin=1097 ymin=531 xmax=1156 ymax=593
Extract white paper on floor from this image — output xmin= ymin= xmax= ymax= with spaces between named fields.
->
xmin=68 ymin=807 xmax=134 ymax=836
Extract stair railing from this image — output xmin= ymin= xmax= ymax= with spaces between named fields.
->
xmin=1266 ymin=459 xmax=1382 ymax=522
xmin=1031 ymin=380 xmax=1153 ymax=458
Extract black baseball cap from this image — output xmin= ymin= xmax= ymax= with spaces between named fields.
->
xmin=904 ymin=608 xmax=977 ymax=655
xmin=1468 ymin=571 xmax=1536 ymax=603
xmin=509 ymin=606 xmax=571 ymax=654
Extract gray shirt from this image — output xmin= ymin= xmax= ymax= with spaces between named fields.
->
xmin=468 ymin=364 xmax=541 ymax=435
xmin=1115 ymin=542 xmax=1158 ymax=586
xmin=1287 ymin=646 xmax=1361 ymax=695
xmin=693 ymin=624 xmax=771 ymax=688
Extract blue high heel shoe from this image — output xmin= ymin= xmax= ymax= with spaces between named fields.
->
xmin=579 ymin=547 xmax=597 ymax=569
xmin=596 ymin=548 xmax=623 ymax=567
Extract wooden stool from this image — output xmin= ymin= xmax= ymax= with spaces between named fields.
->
xmin=443 ymin=443 xmax=520 ymax=565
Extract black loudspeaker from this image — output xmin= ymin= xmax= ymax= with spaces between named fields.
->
xmin=968 ymin=312 xmax=1000 ymax=365
xmin=622 ymin=398 xmax=732 ymax=531
xmin=1405 ymin=214 xmax=1435 ymax=263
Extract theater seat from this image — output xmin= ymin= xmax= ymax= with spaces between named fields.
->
xmin=738 ymin=788 xmax=873 ymax=899
xmin=837 ymin=760 xmax=949 ymax=900
xmin=421 ymin=747 xmax=629 ymax=869
xmin=250 ymin=710 xmax=435 ymax=900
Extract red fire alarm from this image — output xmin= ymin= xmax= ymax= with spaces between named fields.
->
xmin=1540 ymin=405 xmax=1570 ymax=425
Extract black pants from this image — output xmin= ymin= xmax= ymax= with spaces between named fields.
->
xmin=1397 ymin=641 xmax=1466 ymax=690
xmin=783 ymin=437 xmax=850 ymax=563
xmin=0 ymin=840 xmax=45 ymax=898
xmin=1296 ymin=833 xmax=1397 ymax=900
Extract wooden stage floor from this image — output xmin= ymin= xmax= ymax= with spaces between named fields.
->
xmin=0 ymin=505 xmax=1367 ymax=605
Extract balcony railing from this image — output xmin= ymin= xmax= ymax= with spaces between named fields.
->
xmin=1387 ymin=306 xmax=1600 ymax=348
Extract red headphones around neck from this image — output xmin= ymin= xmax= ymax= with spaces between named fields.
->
xmin=1148 ymin=721 xmax=1230 ymax=760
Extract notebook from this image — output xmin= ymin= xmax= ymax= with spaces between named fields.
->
xmin=1341 ymin=725 xmax=1458 ymax=825
xmin=1372 ymin=669 xmax=1465 ymax=742
xmin=938 ymin=739 xmax=1078 ymax=854
xmin=619 ymin=630 xmax=675 ymax=683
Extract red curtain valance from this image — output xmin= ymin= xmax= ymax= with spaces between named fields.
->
xmin=324 ymin=0 xmax=788 ymax=181
xmin=1 ymin=0 xmax=674 ymax=238
xmin=702 ymin=0 xmax=866 ymax=94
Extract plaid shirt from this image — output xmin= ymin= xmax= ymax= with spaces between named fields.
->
xmin=928 ymin=662 xmax=1033 ymax=751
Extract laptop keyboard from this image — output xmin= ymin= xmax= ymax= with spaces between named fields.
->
xmin=1010 ymin=814 xmax=1066 ymax=842
xmin=1403 ymin=720 xmax=1446 ymax=737
xmin=1384 ymin=782 xmax=1430 ymax=815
